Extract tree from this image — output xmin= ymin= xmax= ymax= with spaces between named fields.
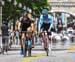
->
xmin=2 ymin=0 xmax=51 ymax=21
xmin=18 ymin=0 xmax=51 ymax=17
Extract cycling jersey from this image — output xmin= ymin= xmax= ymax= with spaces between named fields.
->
xmin=20 ymin=16 xmax=31 ymax=31
xmin=38 ymin=15 xmax=53 ymax=31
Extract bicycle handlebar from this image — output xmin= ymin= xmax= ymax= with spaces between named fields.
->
xmin=38 ymin=31 xmax=51 ymax=33
xmin=21 ymin=31 xmax=33 ymax=33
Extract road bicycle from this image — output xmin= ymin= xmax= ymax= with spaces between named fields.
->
xmin=38 ymin=31 xmax=51 ymax=56
xmin=21 ymin=31 xmax=34 ymax=57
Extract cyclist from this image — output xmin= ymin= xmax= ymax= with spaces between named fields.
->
xmin=27 ymin=9 xmax=34 ymax=22
xmin=19 ymin=11 xmax=29 ymax=55
xmin=19 ymin=10 xmax=35 ymax=57
xmin=27 ymin=9 xmax=35 ymax=46
xmin=38 ymin=9 xmax=53 ymax=56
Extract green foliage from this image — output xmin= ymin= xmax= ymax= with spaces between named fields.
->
xmin=2 ymin=0 xmax=51 ymax=21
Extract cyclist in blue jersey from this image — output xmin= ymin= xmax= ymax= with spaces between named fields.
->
xmin=39 ymin=9 xmax=53 ymax=32
xmin=38 ymin=9 xmax=53 ymax=56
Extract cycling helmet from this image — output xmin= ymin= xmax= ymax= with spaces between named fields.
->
xmin=27 ymin=9 xmax=32 ymax=13
xmin=23 ymin=11 xmax=28 ymax=16
xmin=42 ymin=9 xmax=48 ymax=14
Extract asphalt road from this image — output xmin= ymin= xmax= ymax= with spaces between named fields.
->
xmin=0 ymin=35 xmax=75 ymax=62
xmin=0 ymin=49 xmax=75 ymax=62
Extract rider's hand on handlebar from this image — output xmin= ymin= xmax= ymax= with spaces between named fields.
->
xmin=40 ymin=29 xmax=43 ymax=32
xmin=38 ymin=29 xmax=42 ymax=34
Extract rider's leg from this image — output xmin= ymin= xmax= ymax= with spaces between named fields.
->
xmin=48 ymin=35 xmax=52 ymax=51
xmin=24 ymin=48 xmax=27 ymax=57
xmin=47 ymin=31 xmax=52 ymax=51
xmin=20 ymin=33 xmax=25 ymax=54
xmin=31 ymin=23 xmax=35 ymax=32
xmin=42 ymin=33 xmax=48 ymax=49
xmin=20 ymin=40 xmax=23 ymax=54
xmin=28 ymin=48 xmax=31 ymax=56
xmin=27 ymin=26 xmax=34 ymax=47
xmin=31 ymin=35 xmax=34 ymax=48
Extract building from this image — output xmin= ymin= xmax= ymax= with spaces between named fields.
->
xmin=48 ymin=0 xmax=75 ymax=28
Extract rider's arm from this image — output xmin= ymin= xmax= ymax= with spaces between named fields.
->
xmin=18 ymin=22 xmax=21 ymax=31
xmin=28 ymin=13 xmax=34 ymax=21
xmin=48 ymin=15 xmax=53 ymax=30
xmin=38 ymin=15 xmax=43 ymax=31
xmin=18 ymin=17 xmax=23 ymax=31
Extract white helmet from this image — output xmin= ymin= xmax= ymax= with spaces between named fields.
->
xmin=27 ymin=9 xmax=32 ymax=13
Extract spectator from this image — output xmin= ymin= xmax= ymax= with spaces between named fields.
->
xmin=1 ymin=21 xmax=9 ymax=54
xmin=15 ymin=29 xmax=20 ymax=45
xmin=57 ymin=19 xmax=63 ymax=33
xmin=51 ymin=20 xmax=57 ymax=32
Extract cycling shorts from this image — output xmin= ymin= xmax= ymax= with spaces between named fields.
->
xmin=41 ymin=22 xmax=50 ymax=31
xmin=41 ymin=22 xmax=51 ymax=35
xmin=21 ymin=22 xmax=31 ymax=31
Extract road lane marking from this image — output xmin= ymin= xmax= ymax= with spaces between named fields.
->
xmin=67 ymin=45 xmax=75 ymax=52
xmin=21 ymin=54 xmax=46 ymax=62
xmin=21 ymin=45 xmax=75 ymax=62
